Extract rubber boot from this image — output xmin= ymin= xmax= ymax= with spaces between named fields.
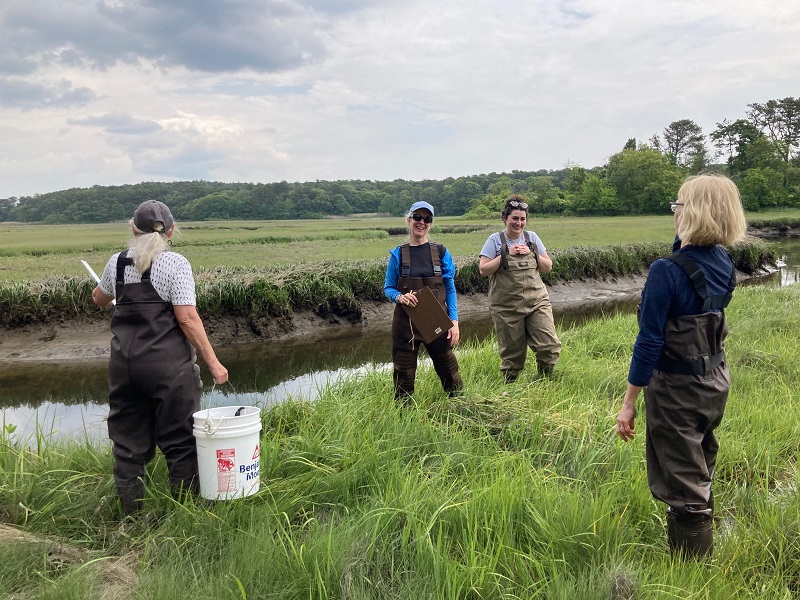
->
xmin=503 ymin=371 xmax=519 ymax=384
xmin=666 ymin=508 xmax=713 ymax=559
xmin=117 ymin=483 xmax=144 ymax=516
xmin=537 ymin=362 xmax=555 ymax=377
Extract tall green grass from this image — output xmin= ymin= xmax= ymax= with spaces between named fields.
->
xmin=1 ymin=285 xmax=798 ymax=598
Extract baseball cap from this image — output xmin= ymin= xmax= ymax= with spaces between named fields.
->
xmin=408 ymin=201 xmax=434 ymax=216
xmin=133 ymin=200 xmax=174 ymax=233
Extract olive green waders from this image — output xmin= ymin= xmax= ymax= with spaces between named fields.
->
xmin=488 ymin=235 xmax=561 ymax=381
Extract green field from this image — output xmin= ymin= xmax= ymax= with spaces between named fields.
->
xmin=0 ymin=213 xmax=713 ymax=281
xmin=3 ymin=210 xmax=799 ymax=282
xmin=1 ymin=284 xmax=798 ymax=598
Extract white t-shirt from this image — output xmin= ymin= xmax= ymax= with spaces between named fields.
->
xmin=98 ymin=250 xmax=197 ymax=305
xmin=479 ymin=231 xmax=546 ymax=259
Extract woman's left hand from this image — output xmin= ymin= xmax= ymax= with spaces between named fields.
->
xmin=448 ymin=321 xmax=460 ymax=347
xmin=511 ymin=244 xmax=530 ymax=255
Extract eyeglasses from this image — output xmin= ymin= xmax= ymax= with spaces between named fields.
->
xmin=411 ymin=213 xmax=433 ymax=223
xmin=670 ymin=202 xmax=684 ymax=213
xmin=508 ymin=200 xmax=528 ymax=209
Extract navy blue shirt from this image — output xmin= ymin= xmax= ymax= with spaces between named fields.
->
xmin=628 ymin=245 xmax=735 ymax=387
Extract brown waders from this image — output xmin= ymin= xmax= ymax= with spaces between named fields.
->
xmin=645 ymin=252 xmax=734 ymax=558
xmin=392 ymin=243 xmax=462 ymax=400
xmin=108 ymin=252 xmax=202 ymax=515
xmin=488 ymin=232 xmax=561 ymax=382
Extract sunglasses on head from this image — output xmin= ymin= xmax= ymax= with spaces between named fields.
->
xmin=508 ymin=200 xmax=528 ymax=209
xmin=670 ymin=202 xmax=684 ymax=213
xmin=411 ymin=213 xmax=433 ymax=223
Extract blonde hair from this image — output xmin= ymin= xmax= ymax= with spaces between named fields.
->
xmin=676 ymin=174 xmax=747 ymax=246
xmin=128 ymin=219 xmax=176 ymax=274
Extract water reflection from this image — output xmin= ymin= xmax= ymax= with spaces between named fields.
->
xmin=2 ymin=238 xmax=797 ymax=444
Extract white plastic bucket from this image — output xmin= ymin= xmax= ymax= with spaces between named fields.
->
xmin=193 ymin=406 xmax=262 ymax=501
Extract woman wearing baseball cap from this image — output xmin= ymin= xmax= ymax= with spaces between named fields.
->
xmin=91 ymin=199 xmax=229 ymax=516
xmin=384 ymin=201 xmax=463 ymax=401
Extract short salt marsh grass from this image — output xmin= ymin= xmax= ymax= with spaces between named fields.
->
xmin=1 ymin=285 xmax=798 ymax=598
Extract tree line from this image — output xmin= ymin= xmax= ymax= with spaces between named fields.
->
xmin=2 ymin=96 xmax=798 ymax=223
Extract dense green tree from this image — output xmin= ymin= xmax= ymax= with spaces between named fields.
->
xmin=525 ymin=176 xmax=559 ymax=214
xmin=747 ymin=97 xmax=800 ymax=166
xmin=737 ymin=167 xmax=788 ymax=211
xmin=652 ymin=119 xmax=706 ymax=169
xmin=570 ymin=174 xmax=623 ymax=215
xmin=605 ymin=147 xmax=684 ymax=214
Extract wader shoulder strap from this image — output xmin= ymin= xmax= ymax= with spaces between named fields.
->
xmin=524 ymin=231 xmax=540 ymax=268
xmin=429 ymin=242 xmax=442 ymax=276
xmin=114 ymin=251 xmax=153 ymax=296
xmin=665 ymin=252 xmax=733 ymax=311
xmin=499 ymin=231 xmax=509 ymax=270
xmin=400 ymin=244 xmax=411 ymax=277
xmin=400 ymin=243 xmax=442 ymax=278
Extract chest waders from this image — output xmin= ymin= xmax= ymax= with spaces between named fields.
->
xmin=489 ymin=231 xmax=561 ymax=381
xmin=107 ymin=251 xmax=202 ymax=514
xmin=643 ymin=251 xmax=735 ymax=558
xmin=391 ymin=243 xmax=462 ymax=400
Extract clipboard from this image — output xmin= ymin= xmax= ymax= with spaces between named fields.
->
xmin=401 ymin=286 xmax=453 ymax=344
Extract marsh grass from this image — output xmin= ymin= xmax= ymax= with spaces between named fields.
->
xmin=1 ymin=212 xmax=794 ymax=281
xmin=1 ymin=285 xmax=798 ymax=598
xmin=0 ymin=241 xmax=775 ymax=327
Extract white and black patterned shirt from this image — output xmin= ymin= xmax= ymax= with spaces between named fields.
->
xmin=98 ymin=250 xmax=197 ymax=305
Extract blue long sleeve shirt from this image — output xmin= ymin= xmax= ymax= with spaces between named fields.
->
xmin=628 ymin=244 xmax=735 ymax=387
xmin=384 ymin=243 xmax=459 ymax=321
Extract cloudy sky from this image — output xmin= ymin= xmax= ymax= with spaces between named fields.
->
xmin=1 ymin=0 xmax=798 ymax=199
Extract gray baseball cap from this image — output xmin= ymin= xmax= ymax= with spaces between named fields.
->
xmin=133 ymin=200 xmax=174 ymax=233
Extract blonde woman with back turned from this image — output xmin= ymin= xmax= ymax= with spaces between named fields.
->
xmin=92 ymin=199 xmax=228 ymax=516
xmin=616 ymin=174 xmax=747 ymax=558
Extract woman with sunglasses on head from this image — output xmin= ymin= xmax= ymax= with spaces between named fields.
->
xmin=479 ymin=195 xmax=561 ymax=383
xmin=384 ymin=201 xmax=463 ymax=401
xmin=616 ymin=175 xmax=747 ymax=558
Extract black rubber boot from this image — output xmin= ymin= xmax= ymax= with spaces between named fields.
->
xmin=537 ymin=362 xmax=555 ymax=377
xmin=117 ymin=483 xmax=144 ymax=516
xmin=503 ymin=371 xmax=519 ymax=384
xmin=666 ymin=507 xmax=713 ymax=559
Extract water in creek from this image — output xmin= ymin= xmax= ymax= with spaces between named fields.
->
xmin=2 ymin=238 xmax=798 ymax=443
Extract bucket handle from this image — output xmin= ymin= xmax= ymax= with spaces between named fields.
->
xmin=202 ymin=407 xmax=248 ymax=435
xmin=203 ymin=413 xmax=225 ymax=435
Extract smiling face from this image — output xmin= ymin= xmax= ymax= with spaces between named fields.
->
xmin=407 ymin=208 xmax=433 ymax=243
xmin=503 ymin=209 xmax=527 ymax=237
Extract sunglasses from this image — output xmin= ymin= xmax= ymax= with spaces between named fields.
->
xmin=411 ymin=213 xmax=433 ymax=223
xmin=670 ymin=202 xmax=684 ymax=213
xmin=508 ymin=200 xmax=528 ymax=209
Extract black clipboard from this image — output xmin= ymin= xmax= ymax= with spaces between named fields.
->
xmin=401 ymin=286 xmax=453 ymax=344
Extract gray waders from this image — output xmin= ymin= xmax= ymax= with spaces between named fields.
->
xmin=392 ymin=243 xmax=462 ymax=400
xmin=645 ymin=251 xmax=735 ymax=558
xmin=488 ymin=231 xmax=561 ymax=382
xmin=108 ymin=252 xmax=202 ymax=515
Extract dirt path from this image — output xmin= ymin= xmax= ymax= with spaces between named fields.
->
xmin=0 ymin=277 xmax=651 ymax=363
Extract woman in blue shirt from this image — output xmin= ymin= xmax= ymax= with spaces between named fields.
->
xmin=616 ymin=174 xmax=747 ymax=558
xmin=384 ymin=201 xmax=463 ymax=400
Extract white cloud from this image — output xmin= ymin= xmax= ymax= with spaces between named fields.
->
xmin=1 ymin=0 xmax=799 ymax=197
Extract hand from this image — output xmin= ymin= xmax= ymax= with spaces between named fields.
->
xmin=209 ymin=361 xmax=229 ymax=385
xmin=398 ymin=292 xmax=418 ymax=307
xmin=616 ymin=403 xmax=636 ymax=441
xmin=448 ymin=321 xmax=460 ymax=347
xmin=512 ymin=244 xmax=529 ymax=255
